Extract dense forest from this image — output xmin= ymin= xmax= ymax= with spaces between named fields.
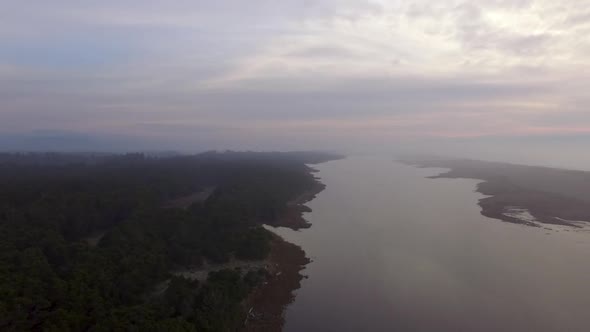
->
xmin=0 ymin=151 xmax=339 ymax=331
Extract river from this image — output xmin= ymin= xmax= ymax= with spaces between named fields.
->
xmin=271 ymin=156 xmax=590 ymax=332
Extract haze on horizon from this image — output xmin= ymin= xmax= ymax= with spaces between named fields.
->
xmin=2 ymin=0 xmax=590 ymax=167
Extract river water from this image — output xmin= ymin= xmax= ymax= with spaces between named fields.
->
xmin=272 ymin=156 xmax=590 ymax=332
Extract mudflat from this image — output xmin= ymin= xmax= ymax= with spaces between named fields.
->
xmin=404 ymin=158 xmax=590 ymax=227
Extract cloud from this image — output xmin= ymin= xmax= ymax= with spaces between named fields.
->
xmin=0 ymin=0 xmax=589 ymax=151
xmin=559 ymin=10 xmax=590 ymax=29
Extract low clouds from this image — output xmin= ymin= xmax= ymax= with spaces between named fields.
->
xmin=0 ymin=0 xmax=589 ymax=151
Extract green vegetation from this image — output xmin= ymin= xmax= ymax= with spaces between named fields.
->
xmin=0 ymin=151 xmax=337 ymax=331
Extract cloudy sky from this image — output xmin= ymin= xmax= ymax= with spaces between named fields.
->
xmin=1 ymin=0 xmax=590 ymax=154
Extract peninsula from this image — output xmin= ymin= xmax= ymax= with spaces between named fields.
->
xmin=404 ymin=158 xmax=590 ymax=228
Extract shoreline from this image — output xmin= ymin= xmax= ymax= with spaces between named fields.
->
xmin=240 ymin=234 xmax=310 ymax=332
xmin=240 ymin=171 xmax=326 ymax=330
xmin=268 ymin=182 xmax=326 ymax=230
xmin=153 ymin=175 xmax=325 ymax=332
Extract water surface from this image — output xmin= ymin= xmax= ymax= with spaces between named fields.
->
xmin=273 ymin=156 xmax=590 ymax=332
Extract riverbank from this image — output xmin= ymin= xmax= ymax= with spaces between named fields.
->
xmin=241 ymin=234 xmax=310 ymax=331
xmin=269 ymin=181 xmax=326 ymax=230
xmin=239 ymin=177 xmax=325 ymax=330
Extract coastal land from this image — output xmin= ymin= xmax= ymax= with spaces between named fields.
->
xmin=241 ymin=234 xmax=310 ymax=332
xmin=403 ymin=158 xmax=590 ymax=228
xmin=154 ymin=173 xmax=325 ymax=331
xmin=0 ymin=151 xmax=340 ymax=331
xmin=240 ymin=167 xmax=328 ymax=330
xmin=267 ymin=180 xmax=326 ymax=230
xmin=153 ymin=155 xmax=336 ymax=331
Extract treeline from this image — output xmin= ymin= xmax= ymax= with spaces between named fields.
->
xmin=0 ymin=151 xmax=337 ymax=331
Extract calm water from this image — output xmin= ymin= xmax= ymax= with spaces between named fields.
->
xmin=272 ymin=156 xmax=590 ymax=332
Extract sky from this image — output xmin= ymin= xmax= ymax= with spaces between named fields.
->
xmin=1 ymin=0 xmax=590 ymax=160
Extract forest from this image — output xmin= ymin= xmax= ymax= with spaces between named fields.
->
xmin=0 ymin=151 xmax=339 ymax=331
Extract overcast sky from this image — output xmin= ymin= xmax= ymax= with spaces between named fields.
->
xmin=1 ymin=0 xmax=589 ymax=156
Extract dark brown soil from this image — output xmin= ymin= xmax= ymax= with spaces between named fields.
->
xmin=241 ymin=235 xmax=310 ymax=332
xmin=240 ymin=172 xmax=326 ymax=330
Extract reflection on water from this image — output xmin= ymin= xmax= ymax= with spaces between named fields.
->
xmin=271 ymin=157 xmax=590 ymax=332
